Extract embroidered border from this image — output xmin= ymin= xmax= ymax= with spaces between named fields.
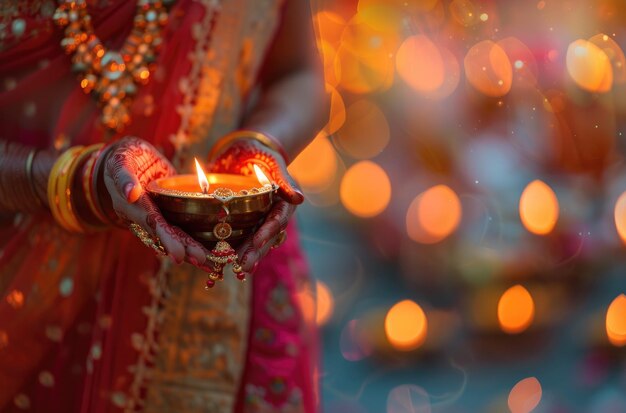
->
xmin=170 ymin=0 xmax=222 ymax=170
xmin=119 ymin=257 xmax=171 ymax=413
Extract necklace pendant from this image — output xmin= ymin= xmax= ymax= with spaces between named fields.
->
xmin=101 ymin=51 xmax=126 ymax=81
xmin=55 ymin=0 xmax=174 ymax=133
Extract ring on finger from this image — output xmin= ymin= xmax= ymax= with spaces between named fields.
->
xmin=129 ymin=223 xmax=167 ymax=256
xmin=271 ymin=230 xmax=287 ymax=250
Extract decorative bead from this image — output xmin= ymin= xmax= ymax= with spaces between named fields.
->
xmin=236 ymin=272 xmax=246 ymax=281
xmin=53 ymin=10 xmax=69 ymax=25
xmin=205 ymin=279 xmax=216 ymax=289
xmin=101 ymin=51 xmax=125 ymax=80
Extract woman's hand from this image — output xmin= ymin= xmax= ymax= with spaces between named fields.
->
xmin=209 ymin=137 xmax=303 ymax=273
xmin=103 ymin=136 xmax=211 ymax=268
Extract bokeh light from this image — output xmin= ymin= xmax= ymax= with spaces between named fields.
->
xmin=340 ymin=161 xmax=391 ymax=217
xmin=340 ymin=319 xmax=373 ymax=361
xmin=464 ymin=40 xmax=513 ymax=97
xmin=385 ymin=299 xmax=428 ymax=351
xmin=498 ymin=285 xmax=535 ymax=334
xmin=498 ymin=37 xmax=538 ymax=85
xmin=334 ymin=99 xmax=389 ymax=159
xmin=313 ymin=10 xmax=347 ymax=47
xmin=566 ymin=39 xmax=613 ymax=93
xmin=606 ymin=294 xmax=626 ymax=347
xmin=325 ymin=85 xmax=346 ymax=134
xmin=356 ymin=0 xmax=404 ymax=34
xmin=449 ymin=0 xmax=478 ymax=27
xmin=406 ymin=185 xmax=462 ymax=244
xmin=613 ymin=191 xmax=626 ymax=244
xmin=387 ymin=384 xmax=432 ymax=413
xmin=396 ymin=35 xmax=445 ymax=93
xmin=588 ymin=33 xmax=626 ymax=85
xmin=318 ymin=41 xmax=340 ymax=87
xmin=289 ymin=132 xmax=338 ymax=193
xmin=316 ymin=280 xmax=334 ymax=326
xmin=519 ymin=180 xmax=559 ymax=235
xmin=334 ymin=13 xmax=398 ymax=94
xmin=508 ymin=377 xmax=543 ymax=413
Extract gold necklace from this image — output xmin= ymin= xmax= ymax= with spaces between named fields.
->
xmin=54 ymin=0 xmax=173 ymax=133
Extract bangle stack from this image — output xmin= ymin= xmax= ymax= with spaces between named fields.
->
xmin=47 ymin=144 xmax=110 ymax=233
xmin=0 ymin=141 xmax=45 ymax=212
xmin=207 ymin=129 xmax=290 ymax=164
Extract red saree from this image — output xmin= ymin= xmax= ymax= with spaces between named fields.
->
xmin=0 ymin=1 xmax=318 ymax=412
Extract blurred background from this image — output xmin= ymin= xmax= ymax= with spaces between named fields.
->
xmin=290 ymin=0 xmax=626 ymax=412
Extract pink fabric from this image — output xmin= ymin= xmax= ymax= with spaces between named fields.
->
xmin=0 ymin=1 xmax=318 ymax=412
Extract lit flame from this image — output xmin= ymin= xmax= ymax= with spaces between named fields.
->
xmin=253 ymin=164 xmax=272 ymax=187
xmin=194 ymin=158 xmax=210 ymax=194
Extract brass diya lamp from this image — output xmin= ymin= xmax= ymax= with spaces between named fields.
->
xmin=146 ymin=159 xmax=278 ymax=288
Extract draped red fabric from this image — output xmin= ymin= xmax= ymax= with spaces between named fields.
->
xmin=0 ymin=1 xmax=318 ymax=412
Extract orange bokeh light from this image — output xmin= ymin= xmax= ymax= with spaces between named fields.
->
xmin=606 ymin=294 xmax=626 ymax=347
xmin=356 ymin=1 xmax=404 ymax=34
xmin=325 ymin=85 xmax=346 ymax=134
xmin=406 ymin=185 xmax=462 ymax=244
xmin=335 ymin=15 xmax=398 ymax=94
xmin=498 ymin=285 xmax=535 ymax=334
xmin=498 ymin=37 xmax=538 ymax=85
xmin=385 ymin=299 xmax=428 ymax=351
xmin=334 ymin=99 xmax=389 ymax=159
xmin=318 ymin=41 xmax=340 ymax=87
xmin=614 ymin=192 xmax=626 ymax=244
xmin=313 ymin=10 xmax=346 ymax=47
xmin=340 ymin=161 xmax=391 ymax=218
xmin=589 ymin=33 xmax=626 ymax=85
xmin=316 ymin=281 xmax=334 ymax=326
xmin=508 ymin=377 xmax=542 ymax=413
xmin=566 ymin=39 xmax=613 ymax=93
xmin=450 ymin=0 xmax=478 ymax=27
xmin=519 ymin=180 xmax=559 ymax=235
xmin=396 ymin=35 xmax=445 ymax=93
xmin=288 ymin=132 xmax=338 ymax=193
xmin=464 ymin=40 xmax=513 ymax=97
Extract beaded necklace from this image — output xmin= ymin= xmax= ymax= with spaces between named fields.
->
xmin=53 ymin=0 xmax=173 ymax=133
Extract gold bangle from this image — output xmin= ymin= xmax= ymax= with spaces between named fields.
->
xmin=207 ymin=130 xmax=289 ymax=164
xmin=67 ymin=144 xmax=106 ymax=232
xmin=48 ymin=146 xmax=84 ymax=232
xmin=57 ymin=146 xmax=87 ymax=233
xmin=82 ymin=144 xmax=109 ymax=225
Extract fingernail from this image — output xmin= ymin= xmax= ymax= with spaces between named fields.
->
xmin=123 ymin=182 xmax=134 ymax=199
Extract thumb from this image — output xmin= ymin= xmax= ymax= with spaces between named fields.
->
xmin=106 ymin=152 xmax=144 ymax=203
xmin=276 ymin=169 xmax=304 ymax=205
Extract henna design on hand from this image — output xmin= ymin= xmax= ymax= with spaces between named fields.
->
xmin=237 ymin=200 xmax=295 ymax=272
xmin=210 ymin=138 xmax=301 ymax=272
xmin=210 ymin=139 xmax=304 ymax=205
xmin=102 ymin=137 xmax=210 ymax=269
